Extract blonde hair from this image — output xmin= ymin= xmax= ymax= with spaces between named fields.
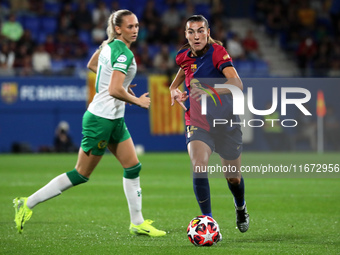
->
xmin=180 ymin=15 xmax=222 ymax=50
xmin=101 ymin=9 xmax=134 ymax=48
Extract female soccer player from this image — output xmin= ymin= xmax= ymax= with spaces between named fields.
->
xmin=169 ymin=15 xmax=249 ymax=233
xmin=13 ymin=10 xmax=166 ymax=237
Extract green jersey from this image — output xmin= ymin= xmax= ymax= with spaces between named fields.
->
xmin=88 ymin=39 xmax=137 ymax=120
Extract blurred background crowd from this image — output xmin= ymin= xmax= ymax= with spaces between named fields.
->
xmin=0 ymin=0 xmax=339 ymax=77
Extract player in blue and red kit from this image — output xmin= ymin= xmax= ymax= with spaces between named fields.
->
xmin=169 ymin=15 xmax=249 ymax=233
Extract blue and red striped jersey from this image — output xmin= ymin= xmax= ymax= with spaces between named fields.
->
xmin=176 ymin=43 xmax=240 ymax=131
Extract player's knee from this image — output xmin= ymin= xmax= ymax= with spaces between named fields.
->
xmin=227 ymin=177 xmax=241 ymax=185
xmin=66 ymin=169 xmax=89 ymax=186
xmin=123 ymin=162 xmax=142 ymax=179
xmin=191 ymin=159 xmax=209 ymax=171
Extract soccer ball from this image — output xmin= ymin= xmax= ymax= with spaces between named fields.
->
xmin=187 ymin=215 xmax=221 ymax=246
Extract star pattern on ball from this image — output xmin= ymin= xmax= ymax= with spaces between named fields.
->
xmin=200 ymin=228 xmax=214 ymax=243
xmin=198 ymin=216 xmax=213 ymax=226
xmin=188 ymin=225 xmax=198 ymax=240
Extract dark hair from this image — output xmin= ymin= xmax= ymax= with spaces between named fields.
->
xmin=186 ymin=15 xmax=210 ymax=29
xmin=180 ymin=15 xmax=223 ymax=50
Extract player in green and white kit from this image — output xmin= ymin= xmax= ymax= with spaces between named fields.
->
xmin=13 ymin=10 xmax=166 ymax=237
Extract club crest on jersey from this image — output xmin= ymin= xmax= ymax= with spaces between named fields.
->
xmin=223 ymin=54 xmax=230 ymax=60
xmin=97 ymin=140 xmax=108 ymax=149
xmin=186 ymin=126 xmax=197 ymax=138
xmin=191 ymin=64 xmax=197 ymax=73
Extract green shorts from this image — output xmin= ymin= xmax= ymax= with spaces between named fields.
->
xmin=81 ymin=111 xmax=131 ymax=155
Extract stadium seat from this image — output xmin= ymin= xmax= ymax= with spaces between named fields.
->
xmin=23 ymin=16 xmax=40 ymax=34
xmin=29 ymin=30 xmax=40 ymax=42
xmin=44 ymin=2 xmax=61 ymax=15
xmin=116 ymin=0 xmax=130 ymax=10
xmin=36 ymin=32 xmax=48 ymax=44
xmin=195 ymin=4 xmax=211 ymax=19
xmin=236 ymin=60 xmax=254 ymax=77
xmin=148 ymin=45 xmax=161 ymax=58
xmin=87 ymin=46 xmax=99 ymax=58
xmin=254 ymin=60 xmax=269 ymax=77
xmin=16 ymin=15 xmax=25 ymax=26
xmin=131 ymin=3 xmax=145 ymax=19
xmin=41 ymin=17 xmax=58 ymax=34
xmin=87 ymin=2 xmax=96 ymax=13
xmin=51 ymin=59 xmax=67 ymax=72
xmin=78 ymin=31 xmax=92 ymax=46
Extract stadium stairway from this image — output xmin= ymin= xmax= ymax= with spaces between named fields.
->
xmin=229 ymin=19 xmax=300 ymax=77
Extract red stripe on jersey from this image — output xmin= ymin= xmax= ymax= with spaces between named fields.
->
xmin=211 ymin=44 xmax=233 ymax=72
xmin=175 ymin=44 xmax=233 ymax=128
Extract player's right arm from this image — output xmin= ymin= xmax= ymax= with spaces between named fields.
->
xmin=169 ymin=68 xmax=188 ymax=110
xmin=87 ymin=40 xmax=111 ymax=73
xmin=87 ymin=49 xmax=100 ymax=73
xmin=108 ymin=70 xmax=150 ymax=109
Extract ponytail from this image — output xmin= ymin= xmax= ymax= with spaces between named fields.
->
xmin=100 ymin=9 xmax=134 ymax=49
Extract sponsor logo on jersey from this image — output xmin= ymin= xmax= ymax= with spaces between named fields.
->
xmin=117 ymin=54 xmax=127 ymax=62
xmin=191 ymin=64 xmax=197 ymax=72
xmin=113 ymin=63 xmax=127 ymax=69
xmin=1 ymin=82 xmax=18 ymax=104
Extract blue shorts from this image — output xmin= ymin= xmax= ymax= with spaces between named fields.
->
xmin=186 ymin=125 xmax=242 ymax=160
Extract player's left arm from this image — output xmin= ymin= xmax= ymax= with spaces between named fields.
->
xmin=220 ymin=66 xmax=243 ymax=92
xmin=191 ymin=67 xmax=243 ymax=100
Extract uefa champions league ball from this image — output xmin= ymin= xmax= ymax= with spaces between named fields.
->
xmin=187 ymin=215 xmax=221 ymax=246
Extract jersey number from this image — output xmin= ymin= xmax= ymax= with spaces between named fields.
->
xmin=95 ymin=65 xmax=102 ymax=93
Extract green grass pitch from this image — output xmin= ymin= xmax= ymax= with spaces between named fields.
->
xmin=0 ymin=152 xmax=339 ymax=254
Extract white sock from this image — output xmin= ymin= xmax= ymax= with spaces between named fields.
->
xmin=123 ymin=177 xmax=144 ymax=225
xmin=26 ymin=173 xmax=73 ymax=209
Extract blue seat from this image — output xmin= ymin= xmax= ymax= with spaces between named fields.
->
xmin=253 ymin=60 xmax=269 ymax=77
xmin=29 ymin=29 xmax=40 ymax=42
xmin=155 ymin=2 xmax=167 ymax=15
xmin=131 ymin=4 xmax=145 ymax=19
xmin=44 ymin=2 xmax=61 ymax=15
xmin=16 ymin=15 xmax=25 ymax=26
xmin=195 ymin=4 xmax=211 ymax=19
xmin=78 ymin=30 xmax=92 ymax=45
xmin=148 ymin=44 xmax=160 ymax=58
xmin=51 ymin=60 xmax=67 ymax=72
xmin=87 ymin=2 xmax=96 ymax=13
xmin=23 ymin=16 xmax=40 ymax=33
xmin=236 ymin=60 xmax=254 ymax=77
xmin=87 ymin=46 xmax=99 ymax=58
xmin=41 ymin=17 xmax=57 ymax=33
xmin=116 ymin=0 xmax=130 ymax=9
xmin=36 ymin=32 xmax=48 ymax=44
